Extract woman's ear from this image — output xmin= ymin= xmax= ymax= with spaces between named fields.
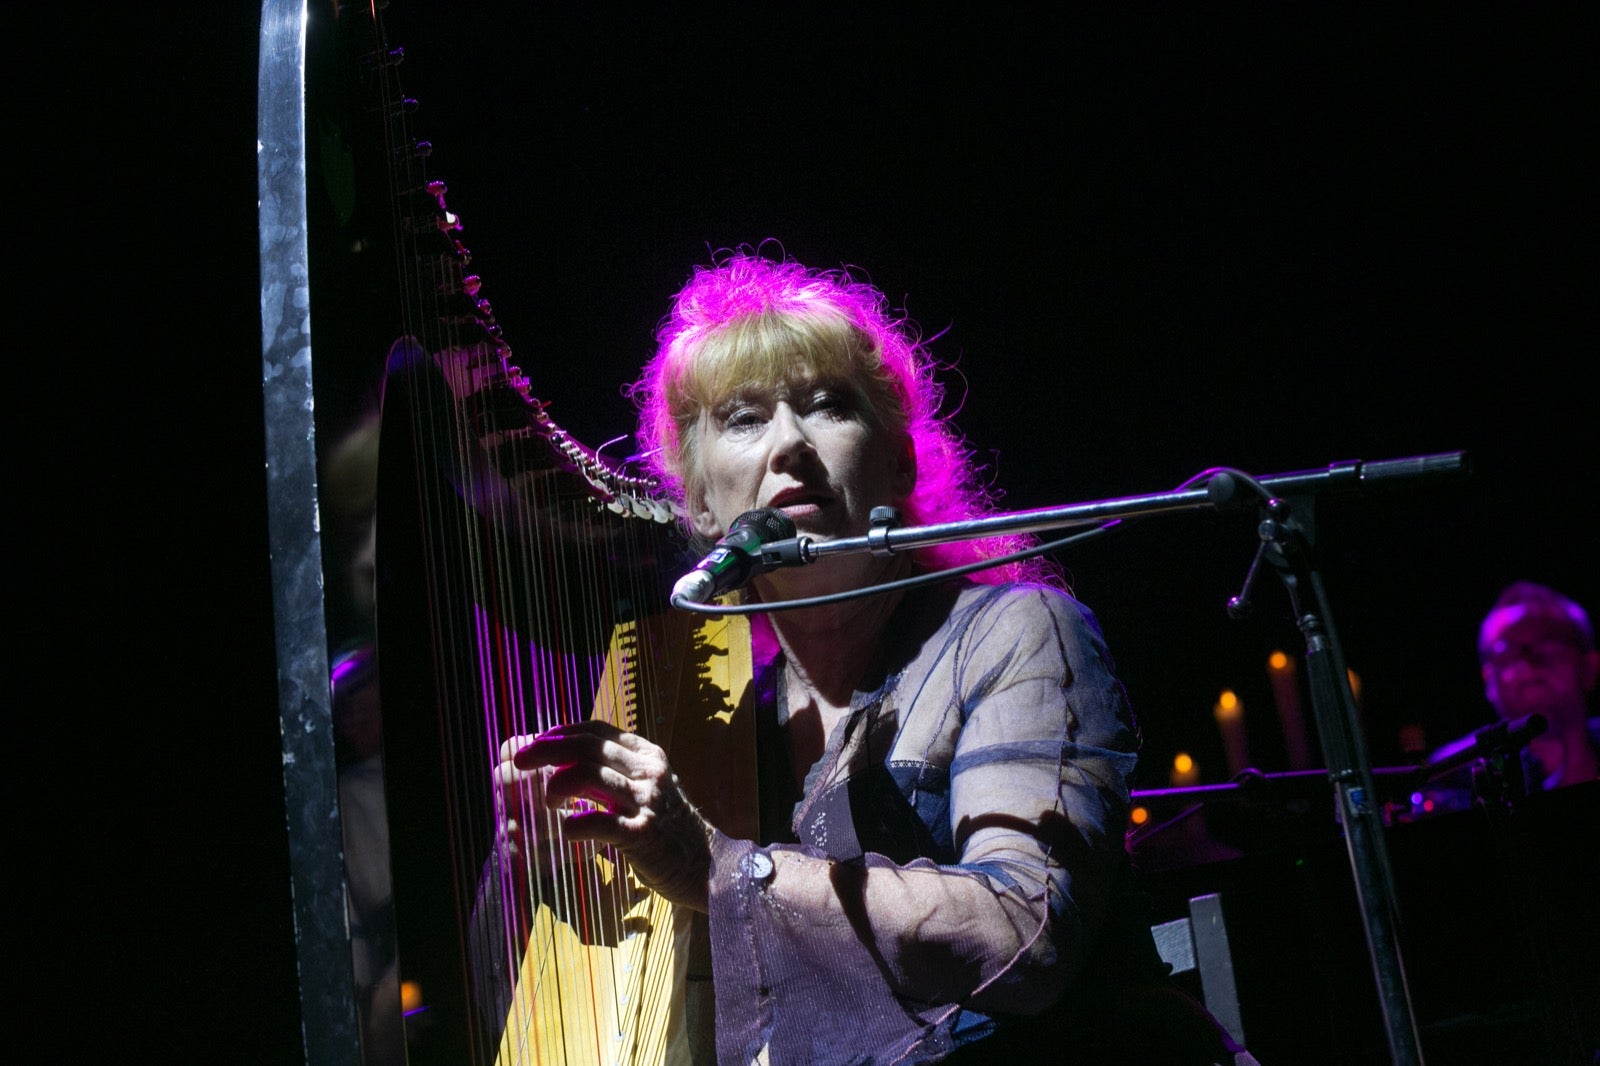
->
xmin=690 ymin=490 xmax=722 ymax=540
xmin=892 ymin=436 xmax=917 ymax=499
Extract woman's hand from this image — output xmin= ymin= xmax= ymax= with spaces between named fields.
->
xmin=495 ymin=732 xmax=553 ymax=866
xmin=511 ymin=720 xmax=715 ymax=912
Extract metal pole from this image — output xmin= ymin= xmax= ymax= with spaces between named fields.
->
xmin=259 ymin=0 xmax=362 ymax=1060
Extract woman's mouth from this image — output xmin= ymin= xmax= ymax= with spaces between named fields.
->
xmin=767 ymin=488 xmax=830 ymax=516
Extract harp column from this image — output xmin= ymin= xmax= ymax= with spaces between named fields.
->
xmin=259 ymin=0 xmax=363 ymax=1061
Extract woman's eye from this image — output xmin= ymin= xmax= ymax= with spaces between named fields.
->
xmin=807 ymin=390 xmax=844 ymax=413
xmin=724 ymin=406 xmax=764 ymax=429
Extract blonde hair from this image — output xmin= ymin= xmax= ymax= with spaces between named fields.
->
xmin=629 ymin=247 xmax=1054 ymax=583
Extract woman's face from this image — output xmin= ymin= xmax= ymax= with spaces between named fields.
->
xmin=689 ymin=372 xmax=913 ymax=551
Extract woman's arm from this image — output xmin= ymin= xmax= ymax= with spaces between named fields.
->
xmin=708 ymin=587 xmax=1139 ymax=1061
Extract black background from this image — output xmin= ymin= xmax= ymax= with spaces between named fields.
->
xmin=18 ymin=4 xmax=1594 ymax=1061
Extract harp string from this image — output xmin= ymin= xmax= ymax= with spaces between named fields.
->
xmin=360 ymin=4 xmax=690 ymax=1060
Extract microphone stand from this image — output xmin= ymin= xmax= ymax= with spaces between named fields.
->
xmin=1238 ymin=489 xmax=1426 ymax=1066
xmin=762 ymin=452 xmax=1466 ymax=1065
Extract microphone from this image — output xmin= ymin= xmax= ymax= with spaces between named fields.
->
xmin=671 ymin=508 xmax=798 ymax=605
xmin=1422 ymin=712 xmax=1548 ymax=781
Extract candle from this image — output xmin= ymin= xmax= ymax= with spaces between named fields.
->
xmin=1213 ymin=689 xmax=1252 ymax=779
xmin=1268 ymin=650 xmax=1313 ymax=769
xmin=1170 ymin=751 xmax=1200 ymax=787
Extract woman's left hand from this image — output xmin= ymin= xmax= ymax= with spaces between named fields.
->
xmin=512 ymin=720 xmax=715 ymax=912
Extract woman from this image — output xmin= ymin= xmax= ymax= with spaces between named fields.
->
xmin=497 ymin=250 xmax=1244 ymax=1064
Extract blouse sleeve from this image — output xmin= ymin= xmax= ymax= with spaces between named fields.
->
xmin=708 ymin=586 xmax=1140 ymax=1065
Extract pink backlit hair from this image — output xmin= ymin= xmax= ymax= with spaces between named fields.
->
xmin=629 ymin=246 xmax=1053 ymax=584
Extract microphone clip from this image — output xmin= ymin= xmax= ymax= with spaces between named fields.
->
xmin=671 ymin=508 xmax=800 ymax=606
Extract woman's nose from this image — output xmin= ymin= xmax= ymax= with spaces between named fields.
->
xmin=767 ymin=403 xmax=814 ymax=468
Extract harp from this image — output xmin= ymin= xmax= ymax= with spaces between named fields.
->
xmin=261 ymin=2 xmax=754 ymax=1062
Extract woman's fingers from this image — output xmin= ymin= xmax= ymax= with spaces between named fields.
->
xmin=497 ymin=757 xmax=531 ymax=789
xmin=496 ymin=733 xmax=549 ymax=847
xmin=495 ymin=722 xmax=711 ymax=910
xmin=511 ymin=719 xmax=618 ymax=754
xmin=543 ymin=762 xmax=642 ymax=816
xmin=512 ymin=721 xmax=668 ymax=785
xmin=498 ymin=734 xmax=534 ymax=762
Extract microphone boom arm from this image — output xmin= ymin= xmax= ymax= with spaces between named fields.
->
xmin=766 ymin=451 xmax=1469 ymax=568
